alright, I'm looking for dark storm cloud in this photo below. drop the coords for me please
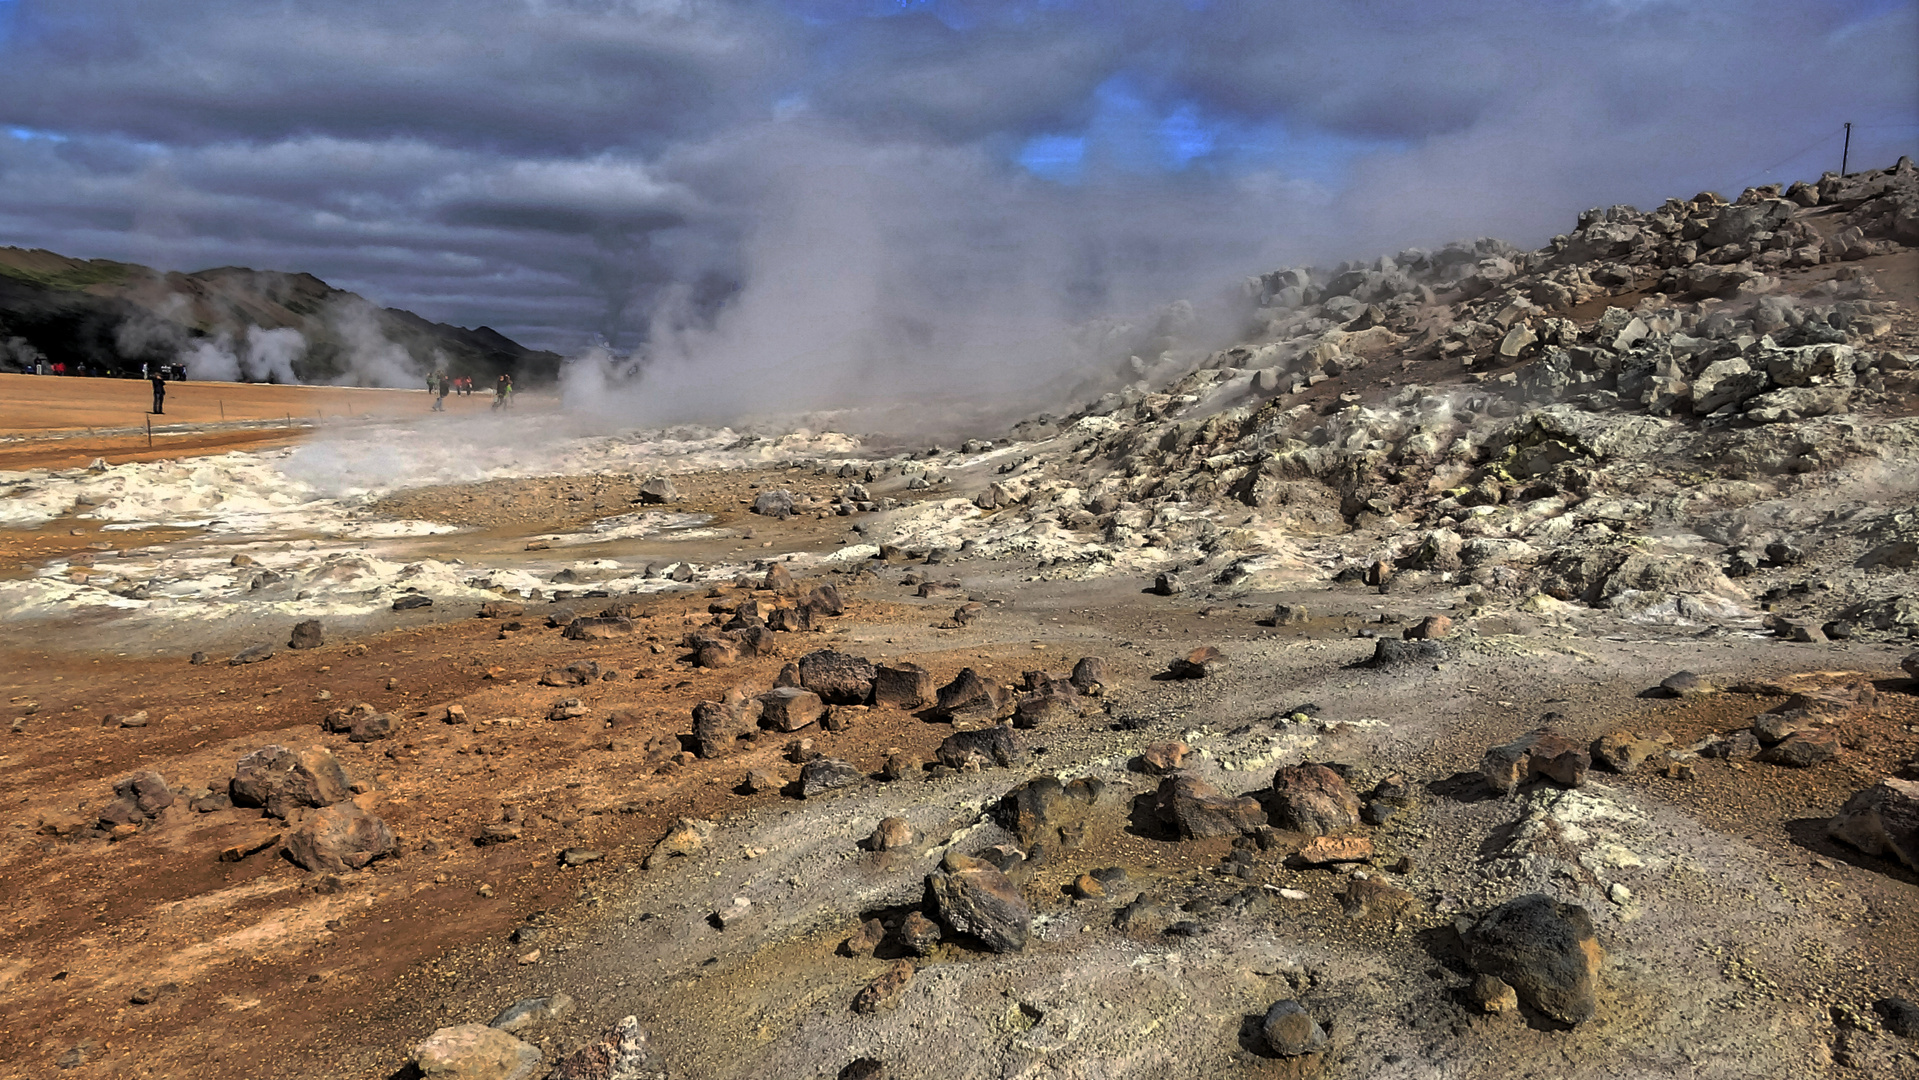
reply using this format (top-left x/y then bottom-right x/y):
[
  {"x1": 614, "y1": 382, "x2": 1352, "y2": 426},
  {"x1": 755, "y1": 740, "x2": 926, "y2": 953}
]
[{"x1": 0, "y1": 0, "x2": 1913, "y2": 406}]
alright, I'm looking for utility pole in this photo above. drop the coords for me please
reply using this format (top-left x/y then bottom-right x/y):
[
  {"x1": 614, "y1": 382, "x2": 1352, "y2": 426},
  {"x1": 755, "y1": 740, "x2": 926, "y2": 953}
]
[{"x1": 1842, "y1": 122, "x2": 1852, "y2": 177}]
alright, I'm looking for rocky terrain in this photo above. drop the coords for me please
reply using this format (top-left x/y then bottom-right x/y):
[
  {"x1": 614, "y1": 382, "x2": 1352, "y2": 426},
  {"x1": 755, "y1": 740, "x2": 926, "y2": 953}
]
[{"x1": 2, "y1": 160, "x2": 1918, "y2": 1080}]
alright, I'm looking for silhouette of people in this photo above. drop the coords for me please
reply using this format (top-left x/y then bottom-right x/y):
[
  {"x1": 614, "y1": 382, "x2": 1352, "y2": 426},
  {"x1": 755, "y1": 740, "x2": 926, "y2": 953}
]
[{"x1": 150, "y1": 370, "x2": 166, "y2": 415}]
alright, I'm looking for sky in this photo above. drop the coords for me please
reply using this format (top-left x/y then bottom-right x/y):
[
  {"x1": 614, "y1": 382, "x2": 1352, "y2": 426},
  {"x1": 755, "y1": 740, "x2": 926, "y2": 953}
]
[{"x1": 0, "y1": 0, "x2": 1914, "y2": 414}]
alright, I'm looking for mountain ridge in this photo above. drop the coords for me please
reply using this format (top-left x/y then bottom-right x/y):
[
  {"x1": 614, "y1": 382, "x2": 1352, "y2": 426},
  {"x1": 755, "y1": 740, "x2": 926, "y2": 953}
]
[{"x1": 0, "y1": 246, "x2": 561, "y2": 386}]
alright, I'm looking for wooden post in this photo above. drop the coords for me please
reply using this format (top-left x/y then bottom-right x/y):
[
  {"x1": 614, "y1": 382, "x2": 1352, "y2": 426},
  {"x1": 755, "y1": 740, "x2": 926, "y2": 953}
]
[
  {"x1": 1842, "y1": 122, "x2": 1852, "y2": 177},
  {"x1": 219, "y1": 399, "x2": 225, "y2": 421},
  {"x1": 146, "y1": 415, "x2": 152, "y2": 448}
]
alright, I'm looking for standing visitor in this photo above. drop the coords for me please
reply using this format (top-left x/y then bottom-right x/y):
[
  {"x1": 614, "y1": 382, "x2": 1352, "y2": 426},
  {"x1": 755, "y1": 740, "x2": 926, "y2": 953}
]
[{"x1": 150, "y1": 369, "x2": 167, "y2": 415}]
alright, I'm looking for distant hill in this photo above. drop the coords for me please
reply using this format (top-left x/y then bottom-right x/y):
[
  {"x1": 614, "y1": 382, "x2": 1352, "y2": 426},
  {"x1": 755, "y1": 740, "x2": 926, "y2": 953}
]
[{"x1": 0, "y1": 246, "x2": 562, "y2": 385}]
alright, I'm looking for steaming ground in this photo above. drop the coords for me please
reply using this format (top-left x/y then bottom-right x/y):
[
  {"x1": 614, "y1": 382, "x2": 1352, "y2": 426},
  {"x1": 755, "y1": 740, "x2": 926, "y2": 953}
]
[{"x1": 6, "y1": 163, "x2": 1919, "y2": 1080}]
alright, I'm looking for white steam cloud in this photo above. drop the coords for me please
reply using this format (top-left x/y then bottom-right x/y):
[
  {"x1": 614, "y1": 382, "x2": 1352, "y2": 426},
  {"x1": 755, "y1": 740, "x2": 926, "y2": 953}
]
[{"x1": 181, "y1": 325, "x2": 307, "y2": 383}]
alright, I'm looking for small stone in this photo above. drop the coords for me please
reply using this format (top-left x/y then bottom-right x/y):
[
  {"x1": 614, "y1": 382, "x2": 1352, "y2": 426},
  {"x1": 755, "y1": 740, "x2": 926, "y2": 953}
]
[
  {"x1": 559, "y1": 847, "x2": 604, "y2": 867},
  {"x1": 412, "y1": 1023, "x2": 543, "y2": 1080},
  {"x1": 711, "y1": 896, "x2": 752, "y2": 928},
  {"x1": 1607, "y1": 882, "x2": 1633, "y2": 905},
  {"x1": 490, "y1": 993, "x2": 575, "y2": 1035},
  {"x1": 1071, "y1": 873, "x2": 1106, "y2": 899},
  {"x1": 1875, "y1": 996, "x2": 1919, "y2": 1039},
  {"x1": 1261, "y1": 1000, "x2": 1328, "y2": 1057},
  {"x1": 1469, "y1": 973, "x2": 1519, "y2": 1014},
  {"x1": 289, "y1": 619, "x2": 324, "y2": 649},
  {"x1": 840, "y1": 918, "x2": 886, "y2": 957},
  {"x1": 852, "y1": 960, "x2": 915, "y2": 1014},
  {"x1": 1403, "y1": 614, "x2": 1453, "y2": 640},
  {"x1": 1660, "y1": 671, "x2": 1716, "y2": 698},
  {"x1": 897, "y1": 911, "x2": 943, "y2": 956},
  {"x1": 1294, "y1": 835, "x2": 1374, "y2": 866},
  {"x1": 1134, "y1": 741, "x2": 1189, "y2": 775},
  {"x1": 644, "y1": 818, "x2": 713, "y2": 869},
  {"x1": 868, "y1": 816, "x2": 914, "y2": 851}
]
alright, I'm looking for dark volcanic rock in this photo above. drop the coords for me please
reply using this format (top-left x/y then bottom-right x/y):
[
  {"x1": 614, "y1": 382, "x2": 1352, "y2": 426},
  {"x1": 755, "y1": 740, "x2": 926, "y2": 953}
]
[
  {"x1": 1269, "y1": 763, "x2": 1361, "y2": 836},
  {"x1": 1466, "y1": 893, "x2": 1603, "y2": 1025},
  {"x1": 1154, "y1": 772, "x2": 1264, "y2": 839},
  {"x1": 288, "y1": 619, "x2": 324, "y2": 649},
  {"x1": 799, "y1": 757, "x2": 863, "y2": 798},
  {"x1": 1261, "y1": 1000, "x2": 1328, "y2": 1057},
  {"x1": 798, "y1": 650, "x2": 876, "y2": 704},
  {"x1": 693, "y1": 688, "x2": 762, "y2": 759},
  {"x1": 928, "y1": 853, "x2": 1032, "y2": 953},
  {"x1": 1826, "y1": 777, "x2": 1918, "y2": 870},
  {"x1": 231, "y1": 745, "x2": 351, "y2": 819},
  {"x1": 998, "y1": 775, "x2": 1103, "y2": 851},
  {"x1": 320, "y1": 702, "x2": 393, "y2": 743},
  {"x1": 1759, "y1": 728, "x2": 1839, "y2": 767},
  {"x1": 872, "y1": 662, "x2": 934, "y2": 708},
  {"x1": 1364, "y1": 638, "x2": 1454, "y2": 668},
  {"x1": 758, "y1": 687, "x2": 825, "y2": 732},
  {"x1": 936, "y1": 725, "x2": 1017, "y2": 769},
  {"x1": 1481, "y1": 729, "x2": 1591, "y2": 793},
  {"x1": 934, "y1": 667, "x2": 1004, "y2": 722}
]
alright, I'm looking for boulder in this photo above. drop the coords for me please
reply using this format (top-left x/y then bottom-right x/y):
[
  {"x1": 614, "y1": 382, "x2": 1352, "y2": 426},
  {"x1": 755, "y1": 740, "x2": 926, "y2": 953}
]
[
  {"x1": 1261, "y1": 1000, "x2": 1328, "y2": 1057},
  {"x1": 231, "y1": 745, "x2": 352, "y2": 819},
  {"x1": 288, "y1": 619, "x2": 324, "y2": 649},
  {"x1": 693, "y1": 688, "x2": 762, "y2": 758},
  {"x1": 1403, "y1": 614, "x2": 1453, "y2": 640},
  {"x1": 761, "y1": 562, "x2": 794, "y2": 592},
  {"x1": 1660, "y1": 671, "x2": 1717, "y2": 698},
  {"x1": 928, "y1": 853, "x2": 1032, "y2": 953},
  {"x1": 284, "y1": 801, "x2": 396, "y2": 873},
  {"x1": 1269, "y1": 764, "x2": 1361, "y2": 836},
  {"x1": 872, "y1": 662, "x2": 934, "y2": 709},
  {"x1": 547, "y1": 1015, "x2": 668, "y2": 1080},
  {"x1": 936, "y1": 725, "x2": 1017, "y2": 770},
  {"x1": 636, "y1": 476, "x2": 678, "y2": 504},
  {"x1": 1155, "y1": 772, "x2": 1264, "y2": 839},
  {"x1": 1365, "y1": 638, "x2": 1453, "y2": 668},
  {"x1": 102, "y1": 770, "x2": 173, "y2": 826},
  {"x1": 1466, "y1": 894, "x2": 1603, "y2": 1025},
  {"x1": 1760, "y1": 728, "x2": 1840, "y2": 767},
  {"x1": 321, "y1": 702, "x2": 393, "y2": 743},
  {"x1": 1481, "y1": 730, "x2": 1590, "y2": 794},
  {"x1": 413, "y1": 1024, "x2": 543, "y2": 1080},
  {"x1": 799, "y1": 758, "x2": 863, "y2": 798},
  {"x1": 752, "y1": 490, "x2": 796, "y2": 519},
  {"x1": 803, "y1": 584, "x2": 845, "y2": 617},
  {"x1": 1826, "y1": 778, "x2": 1918, "y2": 870},
  {"x1": 757, "y1": 687, "x2": 825, "y2": 732},
  {"x1": 998, "y1": 775, "x2": 1103, "y2": 851},
  {"x1": 934, "y1": 667, "x2": 1004, "y2": 722},
  {"x1": 1152, "y1": 572, "x2": 1186, "y2": 596},
  {"x1": 1068, "y1": 656, "x2": 1106, "y2": 694},
  {"x1": 797, "y1": 650, "x2": 876, "y2": 705}
]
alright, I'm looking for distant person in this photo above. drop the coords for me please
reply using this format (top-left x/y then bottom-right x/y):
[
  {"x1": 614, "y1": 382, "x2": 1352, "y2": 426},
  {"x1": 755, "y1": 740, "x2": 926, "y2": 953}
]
[
  {"x1": 432, "y1": 369, "x2": 449, "y2": 411},
  {"x1": 150, "y1": 370, "x2": 167, "y2": 415},
  {"x1": 493, "y1": 374, "x2": 508, "y2": 410}
]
